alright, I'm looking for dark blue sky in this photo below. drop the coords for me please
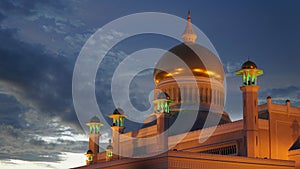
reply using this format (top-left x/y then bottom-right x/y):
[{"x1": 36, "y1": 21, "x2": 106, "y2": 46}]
[{"x1": 0, "y1": 0, "x2": 300, "y2": 168}]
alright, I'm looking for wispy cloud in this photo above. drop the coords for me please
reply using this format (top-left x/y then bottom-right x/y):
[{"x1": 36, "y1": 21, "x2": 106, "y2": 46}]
[
  {"x1": 224, "y1": 61, "x2": 242, "y2": 77},
  {"x1": 259, "y1": 86, "x2": 300, "y2": 106},
  {"x1": 0, "y1": 107, "x2": 88, "y2": 162}
]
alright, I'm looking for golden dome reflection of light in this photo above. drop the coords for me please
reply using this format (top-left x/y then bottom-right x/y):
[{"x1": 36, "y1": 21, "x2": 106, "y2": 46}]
[{"x1": 153, "y1": 43, "x2": 225, "y2": 84}]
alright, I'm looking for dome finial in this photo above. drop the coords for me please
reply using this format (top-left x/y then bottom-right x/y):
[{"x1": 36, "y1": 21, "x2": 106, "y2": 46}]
[{"x1": 181, "y1": 11, "x2": 197, "y2": 44}]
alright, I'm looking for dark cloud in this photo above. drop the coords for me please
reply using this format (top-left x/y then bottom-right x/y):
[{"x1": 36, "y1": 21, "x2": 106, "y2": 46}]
[
  {"x1": 0, "y1": 1, "x2": 126, "y2": 161},
  {"x1": 0, "y1": 1, "x2": 89, "y2": 162},
  {"x1": 0, "y1": 27, "x2": 78, "y2": 126},
  {"x1": 0, "y1": 0, "x2": 88, "y2": 57},
  {"x1": 0, "y1": 12, "x2": 5, "y2": 23}
]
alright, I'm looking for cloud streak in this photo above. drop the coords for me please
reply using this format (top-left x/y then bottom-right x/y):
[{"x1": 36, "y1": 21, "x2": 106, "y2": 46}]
[{"x1": 259, "y1": 86, "x2": 300, "y2": 106}]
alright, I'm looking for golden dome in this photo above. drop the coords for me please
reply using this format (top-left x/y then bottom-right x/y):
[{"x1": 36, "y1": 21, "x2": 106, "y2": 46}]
[{"x1": 153, "y1": 43, "x2": 225, "y2": 84}]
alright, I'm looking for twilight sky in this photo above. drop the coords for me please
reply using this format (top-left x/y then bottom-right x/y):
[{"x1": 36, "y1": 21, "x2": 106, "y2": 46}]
[{"x1": 0, "y1": 0, "x2": 300, "y2": 168}]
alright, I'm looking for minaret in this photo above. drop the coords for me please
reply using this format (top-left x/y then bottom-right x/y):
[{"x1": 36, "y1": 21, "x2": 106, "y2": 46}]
[
  {"x1": 108, "y1": 108, "x2": 127, "y2": 159},
  {"x1": 105, "y1": 139, "x2": 113, "y2": 161},
  {"x1": 236, "y1": 60, "x2": 263, "y2": 157},
  {"x1": 181, "y1": 10, "x2": 197, "y2": 44},
  {"x1": 85, "y1": 116, "x2": 103, "y2": 164},
  {"x1": 153, "y1": 92, "x2": 173, "y2": 152}
]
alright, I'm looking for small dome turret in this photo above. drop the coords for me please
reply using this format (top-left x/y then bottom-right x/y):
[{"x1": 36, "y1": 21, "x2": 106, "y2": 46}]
[
  {"x1": 86, "y1": 116, "x2": 103, "y2": 134},
  {"x1": 157, "y1": 92, "x2": 170, "y2": 100},
  {"x1": 85, "y1": 149, "x2": 94, "y2": 165},
  {"x1": 236, "y1": 59, "x2": 263, "y2": 86},
  {"x1": 106, "y1": 139, "x2": 113, "y2": 150},
  {"x1": 241, "y1": 60, "x2": 257, "y2": 69},
  {"x1": 112, "y1": 108, "x2": 124, "y2": 115},
  {"x1": 86, "y1": 150, "x2": 93, "y2": 154},
  {"x1": 89, "y1": 116, "x2": 100, "y2": 123},
  {"x1": 109, "y1": 108, "x2": 127, "y2": 129}
]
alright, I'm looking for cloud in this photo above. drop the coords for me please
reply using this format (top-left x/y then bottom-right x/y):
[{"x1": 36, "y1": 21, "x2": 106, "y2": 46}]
[
  {"x1": 0, "y1": 0, "x2": 89, "y2": 57},
  {"x1": 224, "y1": 61, "x2": 242, "y2": 77},
  {"x1": 63, "y1": 31, "x2": 94, "y2": 52},
  {"x1": 0, "y1": 0, "x2": 81, "y2": 28},
  {"x1": 0, "y1": 23, "x2": 148, "y2": 162},
  {"x1": 0, "y1": 1, "x2": 39, "y2": 17},
  {"x1": 0, "y1": 124, "x2": 52, "y2": 162},
  {"x1": 259, "y1": 86, "x2": 300, "y2": 106},
  {"x1": 0, "y1": 26, "x2": 78, "y2": 125},
  {"x1": 0, "y1": 109, "x2": 89, "y2": 162},
  {"x1": 0, "y1": 7, "x2": 90, "y2": 162}
]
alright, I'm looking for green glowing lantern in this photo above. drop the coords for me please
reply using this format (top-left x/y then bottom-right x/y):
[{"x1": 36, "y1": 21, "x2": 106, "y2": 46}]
[
  {"x1": 85, "y1": 150, "x2": 94, "y2": 165},
  {"x1": 153, "y1": 92, "x2": 174, "y2": 113},
  {"x1": 109, "y1": 108, "x2": 127, "y2": 127},
  {"x1": 86, "y1": 116, "x2": 104, "y2": 134},
  {"x1": 236, "y1": 60, "x2": 263, "y2": 86}
]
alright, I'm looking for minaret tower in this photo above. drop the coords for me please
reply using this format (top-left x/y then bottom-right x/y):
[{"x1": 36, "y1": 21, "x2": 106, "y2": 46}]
[
  {"x1": 153, "y1": 92, "x2": 173, "y2": 152},
  {"x1": 109, "y1": 108, "x2": 127, "y2": 158},
  {"x1": 105, "y1": 139, "x2": 113, "y2": 161},
  {"x1": 181, "y1": 10, "x2": 197, "y2": 44},
  {"x1": 85, "y1": 116, "x2": 103, "y2": 164},
  {"x1": 236, "y1": 60, "x2": 263, "y2": 157}
]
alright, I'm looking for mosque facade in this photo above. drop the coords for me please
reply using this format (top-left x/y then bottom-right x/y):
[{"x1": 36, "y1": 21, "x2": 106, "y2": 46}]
[{"x1": 73, "y1": 12, "x2": 300, "y2": 169}]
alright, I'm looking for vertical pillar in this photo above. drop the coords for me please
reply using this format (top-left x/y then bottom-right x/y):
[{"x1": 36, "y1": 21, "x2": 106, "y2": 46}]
[
  {"x1": 156, "y1": 112, "x2": 170, "y2": 152},
  {"x1": 86, "y1": 116, "x2": 103, "y2": 163},
  {"x1": 240, "y1": 85, "x2": 260, "y2": 157},
  {"x1": 109, "y1": 108, "x2": 127, "y2": 159},
  {"x1": 153, "y1": 92, "x2": 173, "y2": 153},
  {"x1": 236, "y1": 60, "x2": 263, "y2": 158}
]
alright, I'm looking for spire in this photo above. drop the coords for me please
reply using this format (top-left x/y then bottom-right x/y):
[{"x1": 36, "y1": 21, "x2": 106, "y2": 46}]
[{"x1": 182, "y1": 10, "x2": 197, "y2": 44}]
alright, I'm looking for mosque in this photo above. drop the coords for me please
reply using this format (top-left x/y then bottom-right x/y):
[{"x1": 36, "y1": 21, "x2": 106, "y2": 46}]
[{"x1": 73, "y1": 12, "x2": 300, "y2": 169}]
